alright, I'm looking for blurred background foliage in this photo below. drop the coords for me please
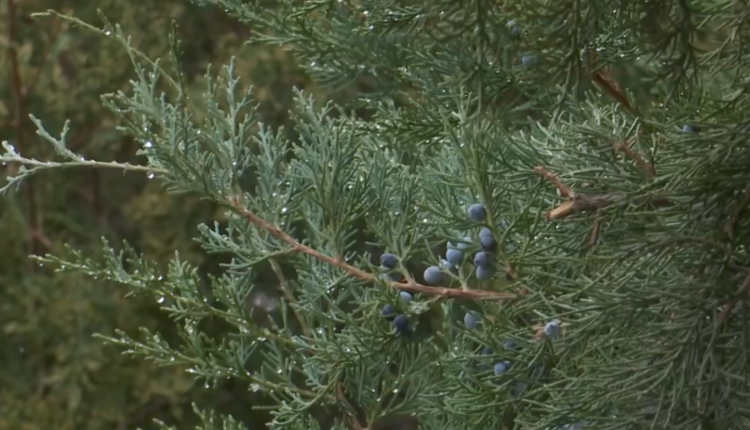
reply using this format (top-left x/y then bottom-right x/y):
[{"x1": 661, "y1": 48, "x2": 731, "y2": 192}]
[{"x1": 0, "y1": 1, "x2": 319, "y2": 428}]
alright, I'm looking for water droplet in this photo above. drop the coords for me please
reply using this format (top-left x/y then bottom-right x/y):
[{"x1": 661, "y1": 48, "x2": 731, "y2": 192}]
[{"x1": 147, "y1": 172, "x2": 155, "y2": 179}]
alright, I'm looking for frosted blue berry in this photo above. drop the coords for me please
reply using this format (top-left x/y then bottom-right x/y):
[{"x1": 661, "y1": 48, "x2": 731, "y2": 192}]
[
  {"x1": 380, "y1": 253, "x2": 398, "y2": 269},
  {"x1": 682, "y1": 124, "x2": 698, "y2": 133},
  {"x1": 464, "y1": 312, "x2": 479, "y2": 329},
  {"x1": 423, "y1": 265, "x2": 443, "y2": 285},
  {"x1": 399, "y1": 291, "x2": 413, "y2": 304},
  {"x1": 482, "y1": 346, "x2": 494, "y2": 355},
  {"x1": 473, "y1": 251, "x2": 492, "y2": 267},
  {"x1": 500, "y1": 220, "x2": 509, "y2": 230},
  {"x1": 448, "y1": 238, "x2": 471, "y2": 253},
  {"x1": 508, "y1": 22, "x2": 521, "y2": 38},
  {"x1": 440, "y1": 258, "x2": 458, "y2": 274},
  {"x1": 381, "y1": 304, "x2": 396, "y2": 318},
  {"x1": 393, "y1": 314, "x2": 409, "y2": 333},
  {"x1": 446, "y1": 248, "x2": 464, "y2": 266},
  {"x1": 544, "y1": 320, "x2": 562, "y2": 338},
  {"x1": 494, "y1": 360, "x2": 512, "y2": 375},
  {"x1": 467, "y1": 203, "x2": 487, "y2": 221},
  {"x1": 521, "y1": 55, "x2": 538, "y2": 67},
  {"x1": 503, "y1": 339, "x2": 519, "y2": 350},
  {"x1": 476, "y1": 265, "x2": 494, "y2": 280},
  {"x1": 479, "y1": 228, "x2": 496, "y2": 251}
]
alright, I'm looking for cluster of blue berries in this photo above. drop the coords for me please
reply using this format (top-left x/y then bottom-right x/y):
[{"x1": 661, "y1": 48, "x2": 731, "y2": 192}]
[
  {"x1": 463, "y1": 310, "x2": 564, "y2": 400},
  {"x1": 378, "y1": 252, "x2": 403, "y2": 282},
  {"x1": 381, "y1": 292, "x2": 412, "y2": 334},
  {"x1": 435, "y1": 203, "x2": 498, "y2": 282}
]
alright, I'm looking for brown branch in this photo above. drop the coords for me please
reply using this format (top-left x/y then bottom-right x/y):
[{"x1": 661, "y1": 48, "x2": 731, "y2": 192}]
[
  {"x1": 228, "y1": 198, "x2": 516, "y2": 301},
  {"x1": 269, "y1": 257, "x2": 311, "y2": 337},
  {"x1": 587, "y1": 49, "x2": 636, "y2": 115},
  {"x1": 336, "y1": 383, "x2": 365, "y2": 430},
  {"x1": 533, "y1": 166, "x2": 625, "y2": 220},
  {"x1": 7, "y1": 0, "x2": 48, "y2": 258},
  {"x1": 718, "y1": 271, "x2": 750, "y2": 328},
  {"x1": 615, "y1": 141, "x2": 655, "y2": 177},
  {"x1": 588, "y1": 213, "x2": 602, "y2": 250},
  {"x1": 532, "y1": 166, "x2": 573, "y2": 198}
]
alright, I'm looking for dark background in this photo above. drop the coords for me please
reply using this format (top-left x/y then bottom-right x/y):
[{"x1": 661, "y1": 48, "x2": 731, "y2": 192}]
[{"x1": 0, "y1": 1, "x2": 316, "y2": 428}]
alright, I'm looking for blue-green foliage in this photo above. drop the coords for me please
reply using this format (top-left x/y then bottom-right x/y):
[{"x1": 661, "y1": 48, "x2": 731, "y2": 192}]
[{"x1": 3, "y1": 1, "x2": 750, "y2": 430}]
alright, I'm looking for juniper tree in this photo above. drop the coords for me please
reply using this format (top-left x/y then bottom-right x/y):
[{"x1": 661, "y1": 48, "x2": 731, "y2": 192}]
[{"x1": 4, "y1": 1, "x2": 750, "y2": 429}]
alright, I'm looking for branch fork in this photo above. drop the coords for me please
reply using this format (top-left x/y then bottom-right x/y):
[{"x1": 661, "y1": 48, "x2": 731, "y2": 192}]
[{"x1": 533, "y1": 166, "x2": 625, "y2": 221}]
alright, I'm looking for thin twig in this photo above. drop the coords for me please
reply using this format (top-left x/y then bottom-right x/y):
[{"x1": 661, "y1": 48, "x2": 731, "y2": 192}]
[
  {"x1": 588, "y1": 213, "x2": 602, "y2": 250},
  {"x1": 718, "y1": 270, "x2": 750, "y2": 327},
  {"x1": 587, "y1": 49, "x2": 636, "y2": 115},
  {"x1": 533, "y1": 166, "x2": 573, "y2": 198},
  {"x1": 336, "y1": 383, "x2": 365, "y2": 430},
  {"x1": 726, "y1": 186, "x2": 750, "y2": 240},
  {"x1": 533, "y1": 166, "x2": 625, "y2": 220},
  {"x1": 269, "y1": 257, "x2": 311, "y2": 337},
  {"x1": 615, "y1": 141, "x2": 655, "y2": 177},
  {"x1": 6, "y1": 0, "x2": 50, "y2": 257},
  {"x1": 228, "y1": 198, "x2": 516, "y2": 301}
]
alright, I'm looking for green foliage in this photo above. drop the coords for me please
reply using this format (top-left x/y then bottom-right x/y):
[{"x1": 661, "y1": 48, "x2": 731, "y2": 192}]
[
  {"x1": 0, "y1": 0, "x2": 309, "y2": 429},
  {"x1": 4, "y1": 0, "x2": 750, "y2": 430}
]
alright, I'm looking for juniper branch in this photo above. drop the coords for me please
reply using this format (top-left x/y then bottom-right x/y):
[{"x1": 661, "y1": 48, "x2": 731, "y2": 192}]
[{"x1": 228, "y1": 197, "x2": 516, "y2": 301}]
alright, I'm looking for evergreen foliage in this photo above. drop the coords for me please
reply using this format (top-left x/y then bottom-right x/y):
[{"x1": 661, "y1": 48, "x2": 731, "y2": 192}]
[
  {"x1": 3, "y1": 1, "x2": 750, "y2": 429},
  {"x1": 0, "y1": 1, "x2": 308, "y2": 428}
]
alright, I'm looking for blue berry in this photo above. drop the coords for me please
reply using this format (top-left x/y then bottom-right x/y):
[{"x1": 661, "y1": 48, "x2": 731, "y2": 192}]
[
  {"x1": 423, "y1": 265, "x2": 443, "y2": 285},
  {"x1": 521, "y1": 55, "x2": 538, "y2": 67},
  {"x1": 464, "y1": 312, "x2": 479, "y2": 329},
  {"x1": 380, "y1": 253, "x2": 398, "y2": 269},
  {"x1": 494, "y1": 361, "x2": 512, "y2": 375},
  {"x1": 467, "y1": 203, "x2": 487, "y2": 222},
  {"x1": 503, "y1": 339, "x2": 519, "y2": 350},
  {"x1": 399, "y1": 291, "x2": 413, "y2": 304},
  {"x1": 508, "y1": 22, "x2": 521, "y2": 38},
  {"x1": 500, "y1": 220, "x2": 509, "y2": 230},
  {"x1": 479, "y1": 228, "x2": 496, "y2": 251},
  {"x1": 544, "y1": 320, "x2": 561, "y2": 338},
  {"x1": 682, "y1": 124, "x2": 699, "y2": 133},
  {"x1": 476, "y1": 265, "x2": 494, "y2": 280},
  {"x1": 473, "y1": 251, "x2": 492, "y2": 267},
  {"x1": 446, "y1": 248, "x2": 464, "y2": 266},
  {"x1": 482, "y1": 346, "x2": 494, "y2": 355},
  {"x1": 381, "y1": 304, "x2": 396, "y2": 318},
  {"x1": 393, "y1": 314, "x2": 409, "y2": 333},
  {"x1": 440, "y1": 258, "x2": 458, "y2": 274}
]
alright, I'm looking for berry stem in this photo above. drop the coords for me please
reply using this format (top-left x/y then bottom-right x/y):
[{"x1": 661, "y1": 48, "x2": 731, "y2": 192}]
[{"x1": 229, "y1": 198, "x2": 516, "y2": 301}]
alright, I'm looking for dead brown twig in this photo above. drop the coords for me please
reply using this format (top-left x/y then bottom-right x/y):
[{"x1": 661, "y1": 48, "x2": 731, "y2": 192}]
[
  {"x1": 587, "y1": 49, "x2": 636, "y2": 115},
  {"x1": 228, "y1": 198, "x2": 517, "y2": 301},
  {"x1": 533, "y1": 166, "x2": 625, "y2": 221},
  {"x1": 615, "y1": 139, "x2": 655, "y2": 177}
]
